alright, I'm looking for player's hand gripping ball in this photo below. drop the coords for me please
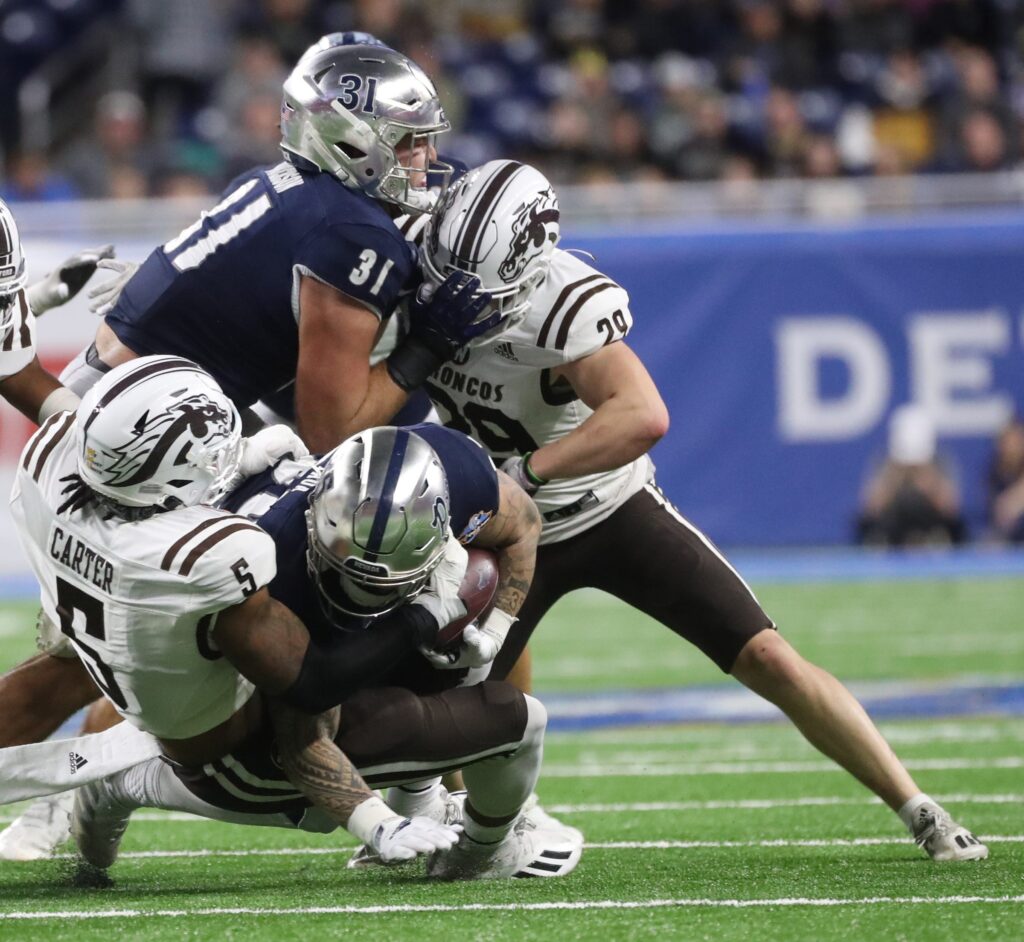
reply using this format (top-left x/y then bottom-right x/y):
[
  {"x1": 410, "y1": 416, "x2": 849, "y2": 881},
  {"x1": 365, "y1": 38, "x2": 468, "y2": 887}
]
[{"x1": 434, "y1": 546, "x2": 499, "y2": 649}]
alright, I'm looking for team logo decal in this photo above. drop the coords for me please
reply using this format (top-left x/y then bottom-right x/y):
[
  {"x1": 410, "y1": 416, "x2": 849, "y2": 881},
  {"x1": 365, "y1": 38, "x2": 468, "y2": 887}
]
[
  {"x1": 498, "y1": 189, "x2": 559, "y2": 283},
  {"x1": 431, "y1": 496, "x2": 449, "y2": 532},
  {"x1": 458, "y1": 509, "x2": 493, "y2": 544},
  {"x1": 89, "y1": 394, "x2": 233, "y2": 488}
]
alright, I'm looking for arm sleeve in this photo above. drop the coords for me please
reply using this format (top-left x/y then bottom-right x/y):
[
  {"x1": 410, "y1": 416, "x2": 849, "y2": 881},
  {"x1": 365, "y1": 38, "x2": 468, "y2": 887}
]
[
  {"x1": 281, "y1": 604, "x2": 437, "y2": 714},
  {"x1": 294, "y1": 222, "x2": 414, "y2": 319}
]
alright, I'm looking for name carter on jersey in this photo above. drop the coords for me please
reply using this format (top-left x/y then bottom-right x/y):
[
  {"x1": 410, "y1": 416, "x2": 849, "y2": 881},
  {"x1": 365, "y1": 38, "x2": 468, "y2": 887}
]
[{"x1": 49, "y1": 525, "x2": 114, "y2": 592}]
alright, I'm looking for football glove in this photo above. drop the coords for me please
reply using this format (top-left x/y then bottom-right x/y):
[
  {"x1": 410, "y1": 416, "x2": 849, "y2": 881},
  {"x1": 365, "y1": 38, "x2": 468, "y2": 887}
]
[
  {"x1": 386, "y1": 272, "x2": 498, "y2": 391},
  {"x1": 25, "y1": 245, "x2": 115, "y2": 315},
  {"x1": 370, "y1": 815, "x2": 462, "y2": 863},
  {"x1": 87, "y1": 258, "x2": 141, "y2": 315},
  {"x1": 222, "y1": 425, "x2": 309, "y2": 495},
  {"x1": 421, "y1": 609, "x2": 517, "y2": 670},
  {"x1": 409, "y1": 531, "x2": 468, "y2": 631},
  {"x1": 500, "y1": 454, "x2": 548, "y2": 496}
]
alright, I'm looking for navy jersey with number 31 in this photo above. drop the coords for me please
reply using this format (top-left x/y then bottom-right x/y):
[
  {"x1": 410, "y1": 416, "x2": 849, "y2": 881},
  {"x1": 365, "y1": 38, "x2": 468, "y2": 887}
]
[{"x1": 106, "y1": 162, "x2": 414, "y2": 408}]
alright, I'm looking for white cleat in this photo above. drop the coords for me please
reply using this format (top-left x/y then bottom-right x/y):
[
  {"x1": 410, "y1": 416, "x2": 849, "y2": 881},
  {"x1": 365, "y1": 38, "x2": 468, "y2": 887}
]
[
  {"x1": 0, "y1": 792, "x2": 74, "y2": 861},
  {"x1": 912, "y1": 804, "x2": 988, "y2": 862},
  {"x1": 70, "y1": 778, "x2": 134, "y2": 870},
  {"x1": 427, "y1": 818, "x2": 582, "y2": 880},
  {"x1": 521, "y1": 792, "x2": 584, "y2": 845}
]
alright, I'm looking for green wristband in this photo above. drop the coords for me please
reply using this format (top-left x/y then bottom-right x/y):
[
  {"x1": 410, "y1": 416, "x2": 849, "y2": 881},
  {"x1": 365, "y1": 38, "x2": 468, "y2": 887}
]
[{"x1": 523, "y1": 452, "x2": 549, "y2": 487}]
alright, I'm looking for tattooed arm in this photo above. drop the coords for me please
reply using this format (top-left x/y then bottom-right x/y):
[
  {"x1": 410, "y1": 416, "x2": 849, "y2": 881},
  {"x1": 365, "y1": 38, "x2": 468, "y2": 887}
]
[
  {"x1": 267, "y1": 698, "x2": 462, "y2": 859},
  {"x1": 267, "y1": 700, "x2": 375, "y2": 824},
  {"x1": 474, "y1": 470, "x2": 542, "y2": 618}
]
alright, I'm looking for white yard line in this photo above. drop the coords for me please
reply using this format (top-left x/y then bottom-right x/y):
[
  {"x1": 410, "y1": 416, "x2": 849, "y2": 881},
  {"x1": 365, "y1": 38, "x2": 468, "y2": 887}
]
[
  {"x1": 29, "y1": 835, "x2": 1021, "y2": 861},
  {"x1": 3, "y1": 896, "x2": 1023, "y2": 920},
  {"x1": 4, "y1": 793, "x2": 1020, "y2": 825},
  {"x1": 544, "y1": 794, "x2": 1024, "y2": 813},
  {"x1": 541, "y1": 756, "x2": 1024, "y2": 777}
]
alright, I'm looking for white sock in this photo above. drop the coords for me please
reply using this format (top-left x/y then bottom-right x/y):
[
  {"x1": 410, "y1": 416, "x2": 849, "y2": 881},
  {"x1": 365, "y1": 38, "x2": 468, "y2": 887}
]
[
  {"x1": 462, "y1": 695, "x2": 547, "y2": 845},
  {"x1": 897, "y1": 793, "x2": 936, "y2": 832},
  {"x1": 387, "y1": 777, "x2": 442, "y2": 818}
]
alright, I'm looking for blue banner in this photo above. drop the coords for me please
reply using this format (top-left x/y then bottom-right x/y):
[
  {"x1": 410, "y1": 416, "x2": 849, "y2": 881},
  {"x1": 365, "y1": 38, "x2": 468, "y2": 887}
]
[{"x1": 566, "y1": 210, "x2": 1024, "y2": 546}]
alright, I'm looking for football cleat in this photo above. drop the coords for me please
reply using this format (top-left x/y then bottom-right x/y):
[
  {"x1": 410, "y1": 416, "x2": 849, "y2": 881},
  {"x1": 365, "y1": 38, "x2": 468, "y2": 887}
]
[
  {"x1": 0, "y1": 792, "x2": 74, "y2": 861},
  {"x1": 347, "y1": 786, "x2": 464, "y2": 869},
  {"x1": 426, "y1": 818, "x2": 582, "y2": 880},
  {"x1": 912, "y1": 804, "x2": 988, "y2": 862},
  {"x1": 70, "y1": 778, "x2": 134, "y2": 869},
  {"x1": 521, "y1": 792, "x2": 584, "y2": 845}
]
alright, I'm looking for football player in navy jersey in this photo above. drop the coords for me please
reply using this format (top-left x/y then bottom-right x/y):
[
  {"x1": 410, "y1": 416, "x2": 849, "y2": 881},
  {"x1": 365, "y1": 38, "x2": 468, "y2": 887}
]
[{"x1": 59, "y1": 43, "x2": 496, "y2": 454}]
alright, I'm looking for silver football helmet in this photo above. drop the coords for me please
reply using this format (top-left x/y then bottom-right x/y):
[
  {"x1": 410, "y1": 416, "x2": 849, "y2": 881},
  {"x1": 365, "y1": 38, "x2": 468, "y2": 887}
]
[
  {"x1": 0, "y1": 198, "x2": 27, "y2": 331},
  {"x1": 306, "y1": 426, "x2": 449, "y2": 623},
  {"x1": 76, "y1": 356, "x2": 243, "y2": 512},
  {"x1": 281, "y1": 44, "x2": 451, "y2": 213},
  {"x1": 422, "y1": 160, "x2": 560, "y2": 343}
]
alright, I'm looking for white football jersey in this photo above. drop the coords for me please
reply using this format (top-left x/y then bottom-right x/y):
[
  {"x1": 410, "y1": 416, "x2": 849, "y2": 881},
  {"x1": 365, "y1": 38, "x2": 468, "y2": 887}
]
[
  {"x1": 0, "y1": 290, "x2": 37, "y2": 381},
  {"x1": 10, "y1": 412, "x2": 277, "y2": 740},
  {"x1": 424, "y1": 249, "x2": 653, "y2": 543}
]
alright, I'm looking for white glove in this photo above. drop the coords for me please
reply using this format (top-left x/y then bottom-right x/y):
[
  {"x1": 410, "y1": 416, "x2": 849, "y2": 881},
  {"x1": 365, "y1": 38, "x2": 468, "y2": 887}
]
[
  {"x1": 500, "y1": 454, "x2": 545, "y2": 496},
  {"x1": 87, "y1": 258, "x2": 141, "y2": 315},
  {"x1": 370, "y1": 815, "x2": 461, "y2": 863},
  {"x1": 420, "y1": 609, "x2": 516, "y2": 670},
  {"x1": 410, "y1": 531, "x2": 468, "y2": 629},
  {"x1": 25, "y1": 244, "x2": 115, "y2": 314},
  {"x1": 239, "y1": 424, "x2": 309, "y2": 476}
]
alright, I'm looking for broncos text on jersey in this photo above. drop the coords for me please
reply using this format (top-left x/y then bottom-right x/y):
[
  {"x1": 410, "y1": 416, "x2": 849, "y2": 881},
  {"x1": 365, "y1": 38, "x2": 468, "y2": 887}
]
[
  {"x1": 105, "y1": 162, "x2": 416, "y2": 410},
  {"x1": 10, "y1": 411, "x2": 277, "y2": 740},
  {"x1": 423, "y1": 248, "x2": 654, "y2": 544}
]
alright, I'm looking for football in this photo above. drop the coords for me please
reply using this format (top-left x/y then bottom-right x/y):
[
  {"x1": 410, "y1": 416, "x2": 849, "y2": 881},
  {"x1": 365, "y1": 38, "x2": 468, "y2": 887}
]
[{"x1": 435, "y1": 546, "x2": 499, "y2": 649}]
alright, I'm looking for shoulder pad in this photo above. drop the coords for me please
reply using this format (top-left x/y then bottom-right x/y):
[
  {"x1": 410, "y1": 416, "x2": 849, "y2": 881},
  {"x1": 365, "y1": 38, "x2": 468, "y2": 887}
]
[{"x1": 530, "y1": 250, "x2": 632, "y2": 359}]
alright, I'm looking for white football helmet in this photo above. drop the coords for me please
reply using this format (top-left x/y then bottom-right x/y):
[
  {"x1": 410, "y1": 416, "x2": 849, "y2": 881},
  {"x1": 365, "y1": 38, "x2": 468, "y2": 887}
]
[
  {"x1": 75, "y1": 356, "x2": 243, "y2": 512},
  {"x1": 281, "y1": 44, "x2": 451, "y2": 213},
  {"x1": 306, "y1": 427, "x2": 449, "y2": 623},
  {"x1": 422, "y1": 160, "x2": 560, "y2": 343},
  {"x1": 0, "y1": 198, "x2": 27, "y2": 331}
]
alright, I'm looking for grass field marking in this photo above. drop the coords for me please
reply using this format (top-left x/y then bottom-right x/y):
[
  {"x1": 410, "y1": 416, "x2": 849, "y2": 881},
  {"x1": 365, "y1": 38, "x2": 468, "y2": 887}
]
[
  {"x1": 542, "y1": 756, "x2": 1024, "y2": 777},
  {"x1": 5, "y1": 792, "x2": 1018, "y2": 826},
  {"x1": 556, "y1": 722, "x2": 1024, "y2": 747},
  {"x1": 3, "y1": 896, "x2": 1024, "y2": 920},
  {"x1": 29, "y1": 834, "x2": 1023, "y2": 862},
  {"x1": 544, "y1": 793, "x2": 1024, "y2": 813}
]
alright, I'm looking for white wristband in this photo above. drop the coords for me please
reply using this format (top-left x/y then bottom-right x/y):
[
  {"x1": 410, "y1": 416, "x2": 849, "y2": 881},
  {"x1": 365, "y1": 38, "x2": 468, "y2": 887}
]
[
  {"x1": 346, "y1": 795, "x2": 399, "y2": 845},
  {"x1": 37, "y1": 386, "x2": 81, "y2": 423},
  {"x1": 481, "y1": 607, "x2": 516, "y2": 644}
]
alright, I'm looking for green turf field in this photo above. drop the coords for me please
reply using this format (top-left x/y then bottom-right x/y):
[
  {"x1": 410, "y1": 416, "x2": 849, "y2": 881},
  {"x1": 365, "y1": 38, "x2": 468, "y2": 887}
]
[{"x1": 0, "y1": 575, "x2": 1022, "y2": 941}]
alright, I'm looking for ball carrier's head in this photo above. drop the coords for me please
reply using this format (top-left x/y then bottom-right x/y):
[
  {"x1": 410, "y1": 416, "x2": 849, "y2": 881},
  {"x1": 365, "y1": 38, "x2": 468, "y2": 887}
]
[{"x1": 306, "y1": 427, "x2": 450, "y2": 623}]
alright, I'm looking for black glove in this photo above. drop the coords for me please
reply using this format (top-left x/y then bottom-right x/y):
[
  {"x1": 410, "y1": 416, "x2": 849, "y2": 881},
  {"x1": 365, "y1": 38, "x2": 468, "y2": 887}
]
[{"x1": 386, "y1": 271, "x2": 497, "y2": 391}]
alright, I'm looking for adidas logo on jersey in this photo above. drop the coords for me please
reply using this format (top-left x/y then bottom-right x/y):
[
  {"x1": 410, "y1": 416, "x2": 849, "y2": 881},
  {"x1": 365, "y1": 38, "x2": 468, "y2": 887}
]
[
  {"x1": 494, "y1": 341, "x2": 518, "y2": 362},
  {"x1": 69, "y1": 752, "x2": 88, "y2": 774}
]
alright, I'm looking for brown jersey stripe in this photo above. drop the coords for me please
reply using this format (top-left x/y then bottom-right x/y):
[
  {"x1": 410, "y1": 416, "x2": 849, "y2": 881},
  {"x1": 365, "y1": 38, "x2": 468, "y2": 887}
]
[
  {"x1": 178, "y1": 521, "x2": 265, "y2": 577},
  {"x1": 22, "y1": 410, "x2": 68, "y2": 472},
  {"x1": 17, "y1": 291, "x2": 30, "y2": 348},
  {"x1": 554, "y1": 281, "x2": 619, "y2": 351},
  {"x1": 536, "y1": 274, "x2": 605, "y2": 348},
  {"x1": 160, "y1": 517, "x2": 237, "y2": 571},
  {"x1": 31, "y1": 410, "x2": 75, "y2": 481}
]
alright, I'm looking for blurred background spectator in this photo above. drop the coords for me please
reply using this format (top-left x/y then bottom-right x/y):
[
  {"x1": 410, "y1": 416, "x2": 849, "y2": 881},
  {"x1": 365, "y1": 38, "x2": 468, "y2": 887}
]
[
  {"x1": 988, "y1": 417, "x2": 1024, "y2": 544},
  {"x1": 1, "y1": 0, "x2": 1022, "y2": 200},
  {"x1": 855, "y1": 404, "x2": 967, "y2": 548}
]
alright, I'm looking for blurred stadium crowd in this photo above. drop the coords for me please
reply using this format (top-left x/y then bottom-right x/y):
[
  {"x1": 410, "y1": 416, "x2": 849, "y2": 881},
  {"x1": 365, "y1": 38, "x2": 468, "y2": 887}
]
[{"x1": 0, "y1": 0, "x2": 1022, "y2": 201}]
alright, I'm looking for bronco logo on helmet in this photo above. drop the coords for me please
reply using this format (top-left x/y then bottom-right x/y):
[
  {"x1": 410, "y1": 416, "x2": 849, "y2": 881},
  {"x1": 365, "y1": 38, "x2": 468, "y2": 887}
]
[{"x1": 498, "y1": 191, "x2": 559, "y2": 283}]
